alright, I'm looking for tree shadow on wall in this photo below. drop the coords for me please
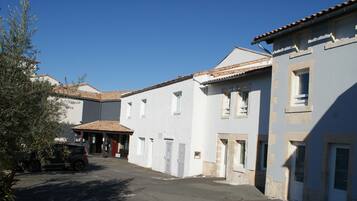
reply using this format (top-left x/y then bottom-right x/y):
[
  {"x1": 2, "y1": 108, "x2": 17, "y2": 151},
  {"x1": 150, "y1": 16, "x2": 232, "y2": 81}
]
[{"x1": 15, "y1": 178, "x2": 133, "y2": 201}]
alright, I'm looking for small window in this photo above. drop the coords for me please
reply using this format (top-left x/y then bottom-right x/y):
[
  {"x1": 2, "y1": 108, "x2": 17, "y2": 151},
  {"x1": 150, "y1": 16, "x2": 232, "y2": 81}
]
[
  {"x1": 140, "y1": 99, "x2": 147, "y2": 118},
  {"x1": 334, "y1": 147, "x2": 349, "y2": 190},
  {"x1": 291, "y1": 69, "x2": 309, "y2": 106},
  {"x1": 222, "y1": 91, "x2": 231, "y2": 117},
  {"x1": 295, "y1": 34, "x2": 309, "y2": 51},
  {"x1": 137, "y1": 137, "x2": 145, "y2": 155},
  {"x1": 334, "y1": 15, "x2": 356, "y2": 41},
  {"x1": 234, "y1": 140, "x2": 247, "y2": 169},
  {"x1": 237, "y1": 91, "x2": 249, "y2": 116},
  {"x1": 126, "y1": 102, "x2": 132, "y2": 119},
  {"x1": 172, "y1": 91, "x2": 182, "y2": 115},
  {"x1": 294, "y1": 145, "x2": 305, "y2": 182},
  {"x1": 260, "y1": 142, "x2": 268, "y2": 170}
]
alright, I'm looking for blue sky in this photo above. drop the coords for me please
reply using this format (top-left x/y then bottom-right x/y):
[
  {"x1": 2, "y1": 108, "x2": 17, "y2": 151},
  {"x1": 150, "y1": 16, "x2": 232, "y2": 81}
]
[{"x1": 0, "y1": 0, "x2": 342, "y2": 91}]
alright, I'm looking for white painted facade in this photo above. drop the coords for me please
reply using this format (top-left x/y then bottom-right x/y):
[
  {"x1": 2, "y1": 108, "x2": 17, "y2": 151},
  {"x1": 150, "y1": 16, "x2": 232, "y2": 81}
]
[
  {"x1": 77, "y1": 84, "x2": 100, "y2": 93},
  {"x1": 59, "y1": 97, "x2": 84, "y2": 125},
  {"x1": 215, "y1": 47, "x2": 269, "y2": 68},
  {"x1": 120, "y1": 77, "x2": 208, "y2": 177},
  {"x1": 120, "y1": 47, "x2": 272, "y2": 179},
  {"x1": 31, "y1": 74, "x2": 60, "y2": 86}
]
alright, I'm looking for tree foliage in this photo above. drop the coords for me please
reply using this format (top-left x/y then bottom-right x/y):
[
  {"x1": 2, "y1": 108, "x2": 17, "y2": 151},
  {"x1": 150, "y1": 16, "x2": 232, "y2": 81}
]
[{"x1": 0, "y1": 1, "x2": 65, "y2": 200}]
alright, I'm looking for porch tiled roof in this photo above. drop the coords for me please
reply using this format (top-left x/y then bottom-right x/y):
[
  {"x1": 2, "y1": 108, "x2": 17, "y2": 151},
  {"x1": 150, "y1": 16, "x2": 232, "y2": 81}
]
[{"x1": 72, "y1": 121, "x2": 133, "y2": 134}]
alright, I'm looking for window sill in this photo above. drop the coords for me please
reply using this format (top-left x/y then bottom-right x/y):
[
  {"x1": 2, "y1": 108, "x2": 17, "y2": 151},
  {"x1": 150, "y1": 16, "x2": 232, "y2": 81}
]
[
  {"x1": 235, "y1": 114, "x2": 248, "y2": 119},
  {"x1": 221, "y1": 115, "x2": 230, "y2": 119},
  {"x1": 233, "y1": 166, "x2": 246, "y2": 173},
  {"x1": 289, "y1": 48, "x2": 312, "y2": 59},
  {"x1": 285, "y1": 105, "x2": 313, "y2": 113},
  {"x1": 324, "y1": 37, "x2": 357, "y2": 50}
]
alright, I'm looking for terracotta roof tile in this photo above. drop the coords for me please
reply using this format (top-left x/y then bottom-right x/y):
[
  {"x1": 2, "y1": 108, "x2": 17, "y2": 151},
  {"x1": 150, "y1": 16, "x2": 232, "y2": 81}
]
[
  {"x1": 53, "y1": 86, "x2": 129, "y2": 102},
  {"x1": 72, "y1": 121, "x2": 133, "y2": 133},
  {"x1": 252, "y1": 0, "x2": 357, "y2": 44}
]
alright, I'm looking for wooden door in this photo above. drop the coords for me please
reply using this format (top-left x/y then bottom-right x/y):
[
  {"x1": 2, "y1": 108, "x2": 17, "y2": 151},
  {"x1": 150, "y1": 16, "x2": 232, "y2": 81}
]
[{"x1": 111, "y1": 138, "x2": 118, "y2": 157}]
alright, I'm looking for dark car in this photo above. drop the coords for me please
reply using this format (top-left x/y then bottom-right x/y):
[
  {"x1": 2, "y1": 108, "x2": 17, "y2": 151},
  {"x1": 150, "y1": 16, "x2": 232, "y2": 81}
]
[{"x1": 21, "y1": 143, "x2": 88, "y2": 172}]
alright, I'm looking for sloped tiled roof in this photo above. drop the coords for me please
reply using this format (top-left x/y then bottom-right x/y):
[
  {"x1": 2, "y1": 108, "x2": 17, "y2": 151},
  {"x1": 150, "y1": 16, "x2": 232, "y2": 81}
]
[
  {"x1": 54, "y1": 86, "x2": 128, "y2": 102},
  {"x1": 199, "y1": 56, "x2": 272, "y2": 85},
  {"x1": 121, "y1": 74, "x2": 193, "y2": 98},
  {"x1": 72, "y1": 121, "x2": 133, "y2": 133},
  {"x1": 201, "y1": 64, "x2": 271, "y2": 85},
  {"x1": 252, "y1": 0, "x2": 357, "y2": 44}
]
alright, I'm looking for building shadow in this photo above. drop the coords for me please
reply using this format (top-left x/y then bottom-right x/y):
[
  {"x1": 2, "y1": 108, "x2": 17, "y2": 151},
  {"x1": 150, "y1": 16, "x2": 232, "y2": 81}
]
[
  {"x1": 15, "y1": 178, "x2": 133, "y2": 201},
  {"x1": 282, "y1": 83, "x2": 357, "y2": 200}
]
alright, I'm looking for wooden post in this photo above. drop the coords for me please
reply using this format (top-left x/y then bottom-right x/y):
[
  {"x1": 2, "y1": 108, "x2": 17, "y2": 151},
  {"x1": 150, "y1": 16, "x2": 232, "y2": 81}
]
[
  {"x1": 103, "y1": 132, "x2": 107, "y2": 157},
  {"x1": 80, "y1": 131, "x2": 84, "y2": 145}
]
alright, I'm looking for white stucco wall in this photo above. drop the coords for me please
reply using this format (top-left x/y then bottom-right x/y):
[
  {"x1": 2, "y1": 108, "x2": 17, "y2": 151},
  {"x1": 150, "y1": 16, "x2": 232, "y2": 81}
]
[
  {"x1": 215, "y1": 48, "x2": 268, "y2": 68},
  {"x1": 78, "y1": 84, "x2": 100, "y2": 93},
  {"x1": 31, "y1": 75, "x2": 60, "y2": 86},
  {"x1": 59, "y1": 97, "x2": 83, "y2": 125},
  {"x1": 203, "y1": 73, "x2": 271, "y2": 170},
  {"x1": 120, "y1": 78, "x2": 203, "y2": 177}
]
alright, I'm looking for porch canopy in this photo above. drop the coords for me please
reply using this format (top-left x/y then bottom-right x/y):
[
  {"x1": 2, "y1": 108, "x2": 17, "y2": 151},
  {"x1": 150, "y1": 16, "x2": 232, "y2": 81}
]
[
  {"x1": 72, "y1": 120, "x2": 133, "y2": 135},
  {"x1": 72, "y1": 120, "x2": 133, "y2": 158}
]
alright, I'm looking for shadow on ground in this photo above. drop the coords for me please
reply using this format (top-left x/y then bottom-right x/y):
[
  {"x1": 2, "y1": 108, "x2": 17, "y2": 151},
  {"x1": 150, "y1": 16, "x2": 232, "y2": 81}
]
[
  {"x1": 15, "y1": 178, "x2": 133, "y2": 201},
  {"x1": 17, "y1": 161, "x2": 106, "y2": 176}
]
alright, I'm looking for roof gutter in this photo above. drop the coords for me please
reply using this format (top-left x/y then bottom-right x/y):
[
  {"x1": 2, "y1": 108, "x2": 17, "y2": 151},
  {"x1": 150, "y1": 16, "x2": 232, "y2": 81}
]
[{"x1": 252, "y1": 3, "x2": 357, "y2": 44}]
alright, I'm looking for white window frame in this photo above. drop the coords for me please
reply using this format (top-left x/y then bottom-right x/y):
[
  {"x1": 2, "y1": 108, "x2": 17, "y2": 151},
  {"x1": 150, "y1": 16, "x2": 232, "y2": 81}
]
[
  {"x1": 126, "y1": 102, "x2": 132, "y2": 119},
  {"x1": 236, "y1": 91, "x2": 249, "y2": 117},
  {"x1": 172, "y1": 91, "x2": 182, "y2": 115},
  {"x1": 137, "y1": 137, "x2": 145, "y2": 155},
  {"x1": 234, "y1": 140, "x2": 247, "y2": 171},
  {"x1": 221, "y1": 91, "x2": 231, "y2": 118},
  {"x1": 291, "y1": 68, "x2": 309, "y2": 107},
  {"x1": 140, "y1": 99, "x2": 147, "y2": 118}
]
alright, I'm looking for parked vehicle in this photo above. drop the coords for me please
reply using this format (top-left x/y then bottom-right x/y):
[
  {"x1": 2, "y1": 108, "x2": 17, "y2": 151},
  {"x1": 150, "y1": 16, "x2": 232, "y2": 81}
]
[{"x1": 19, "y1": 143, "x2": 88, "y2": 172}]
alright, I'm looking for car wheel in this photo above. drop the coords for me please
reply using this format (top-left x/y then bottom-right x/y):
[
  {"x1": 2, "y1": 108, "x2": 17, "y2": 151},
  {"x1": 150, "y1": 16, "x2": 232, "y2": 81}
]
[
  {"x1": 73, "y1": 160, "x2": 85, "y2": 171},
  {"x1": 28, "y1": 160, "x2": 41, "y2": 172}
]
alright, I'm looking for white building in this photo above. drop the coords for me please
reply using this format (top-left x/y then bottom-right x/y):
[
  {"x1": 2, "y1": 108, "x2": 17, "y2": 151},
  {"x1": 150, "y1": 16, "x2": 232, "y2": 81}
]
[
  {"x1": 120, "y1": 47, "x2": 273, "y2": 182},
  {"x1": 120, "y1": 75, "x2": 207, "y2": 177},
  {"x1": 199, "y1": 48, "x2": 272, "y2": 190}
]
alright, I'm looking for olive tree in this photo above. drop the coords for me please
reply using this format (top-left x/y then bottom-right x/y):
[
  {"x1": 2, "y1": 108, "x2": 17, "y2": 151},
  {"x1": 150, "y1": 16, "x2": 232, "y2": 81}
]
[{"x1": 0, "y1": 1, "x2": 67, "y2": 200}]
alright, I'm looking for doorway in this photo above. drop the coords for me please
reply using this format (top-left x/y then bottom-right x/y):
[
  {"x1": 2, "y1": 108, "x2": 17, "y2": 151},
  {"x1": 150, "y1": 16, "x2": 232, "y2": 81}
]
[
  {"x1": 177, "y1": 143, "x2": 186, "y2": 177},
  {"x1": 289, "y1": 142, "x2": 305, "y2": 201},
  {"x1": 164, "y1": 140, "x2": 173, "y2": 174},
  {"x1": 328, "y1": 144, "x2": 350, "y2": 201},
  {"x1": 147, "y1": 138, "x2": 154, "y2": 168},
  {"x1": 219, "y1": 139, "x2": 228, "y2": 178}
]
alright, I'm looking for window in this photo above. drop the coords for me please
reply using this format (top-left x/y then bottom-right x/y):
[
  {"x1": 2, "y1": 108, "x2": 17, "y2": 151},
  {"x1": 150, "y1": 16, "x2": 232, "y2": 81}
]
[
  {"x1": 172, "y1": 91, "x2": 182, "y2": 115},
  {"x1": 137, "y1": 137, "x2": 145, "y2": 155},
  {"x1": 260, "y1": 142, "x2": 268, "y2": 170},
  {"x1": 234, "y1": 140, "x2": 247, "y2": 169},
  {"x1": 237, "y1": 91, "x2": 249, "y2": 116},
  {"x1": 334, "y1": 15, "x2": 356, "y2": 41},
  {"x1": 222, "y1": 91, "x2": 231, "y2": 117},
  {"x1": 334, "y1": 147, "x2": 349, "y2": 190},
  {"x1": 295, "y1": 33, "x2": 309, "y2": 51},
  {"x1": 291, "y1": 69, "x2": 309, "y2": 106},
  {"x1": 126, "y1": 102, "x2": 132, "y2": 119},
  {"x1": 294, "y1": 145, "x2": 305, "y2": 182},
  {"x1": 140, "y1": 99, "x2": 147, "y2": 118}
]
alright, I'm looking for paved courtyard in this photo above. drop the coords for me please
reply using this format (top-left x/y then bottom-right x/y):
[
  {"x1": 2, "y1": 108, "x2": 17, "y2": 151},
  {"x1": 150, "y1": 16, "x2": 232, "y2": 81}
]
[{"x1": 14, "y1": 156, "x2": 275, "y2": 201}]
